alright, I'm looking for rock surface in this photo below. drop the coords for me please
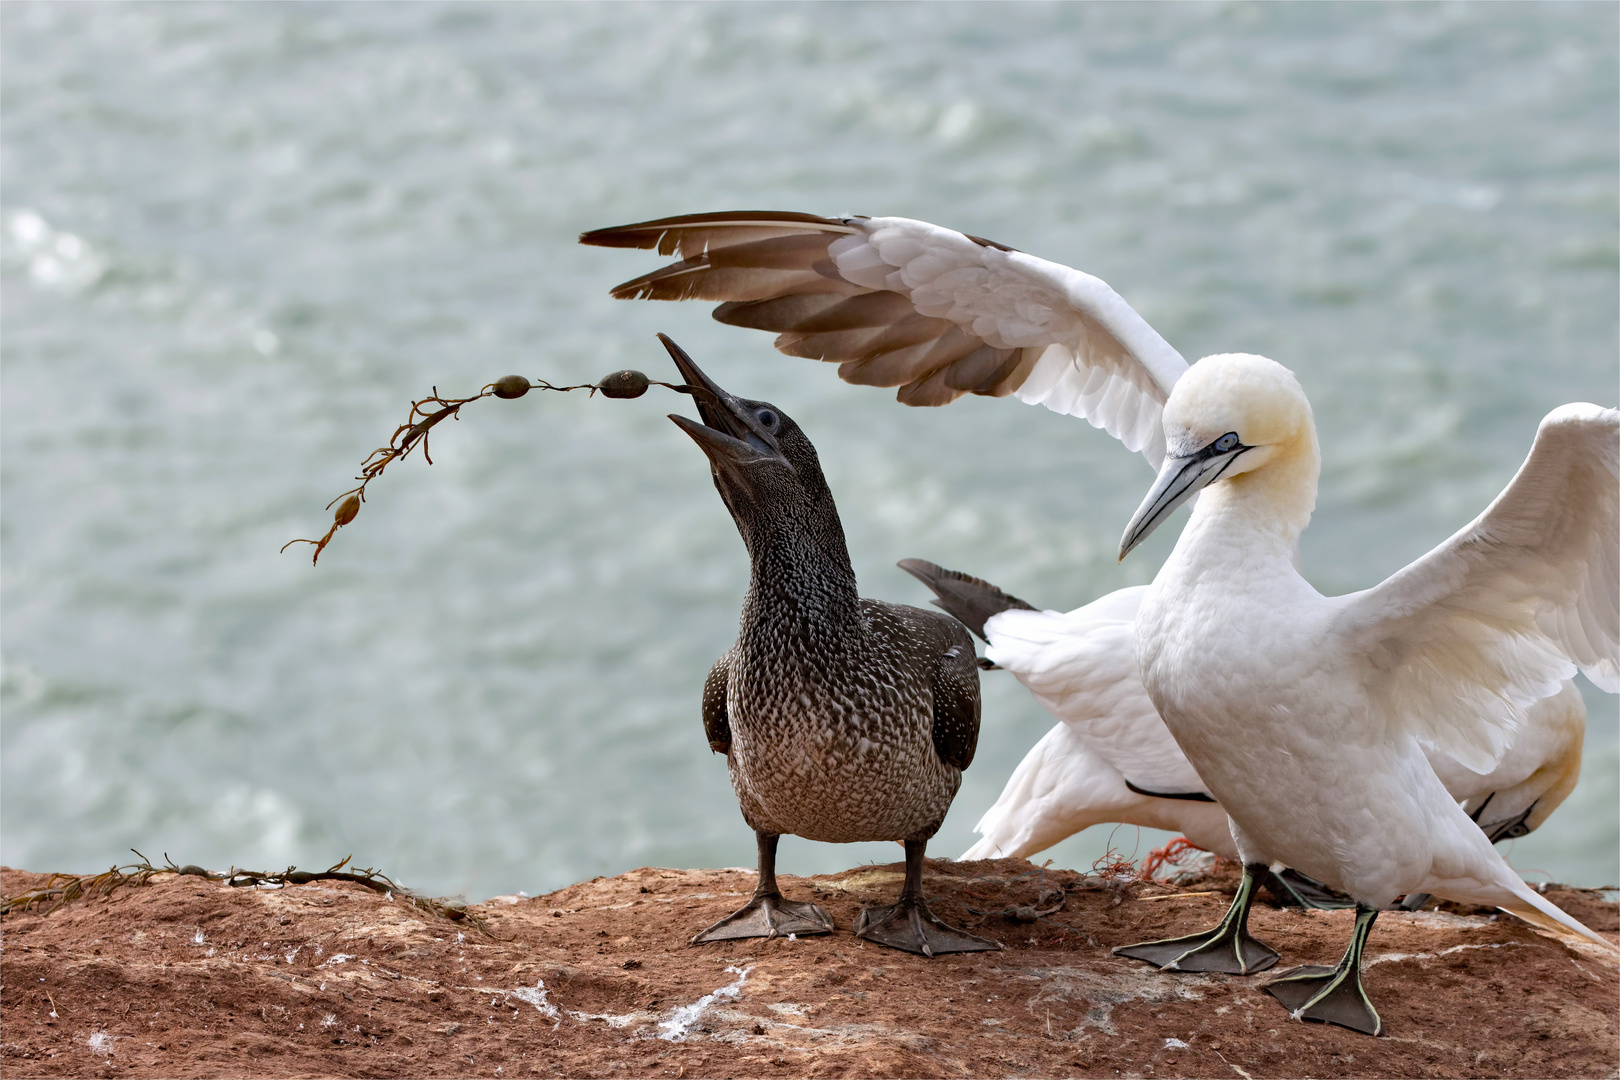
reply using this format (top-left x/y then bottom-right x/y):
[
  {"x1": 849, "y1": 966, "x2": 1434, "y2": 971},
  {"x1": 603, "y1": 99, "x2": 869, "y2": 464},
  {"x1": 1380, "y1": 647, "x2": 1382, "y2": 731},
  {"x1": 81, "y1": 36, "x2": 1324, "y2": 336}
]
[{"x1": 2, "y1": 859, "x2": 1616, "y2": 1078}]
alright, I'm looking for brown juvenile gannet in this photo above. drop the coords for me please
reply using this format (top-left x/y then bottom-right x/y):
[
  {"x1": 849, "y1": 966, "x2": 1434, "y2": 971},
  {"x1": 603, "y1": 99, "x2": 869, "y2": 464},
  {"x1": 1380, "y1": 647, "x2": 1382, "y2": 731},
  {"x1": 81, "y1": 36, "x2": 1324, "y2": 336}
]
[{"x1": 658, "y1": 333, "x2": 998, "y2": 957}]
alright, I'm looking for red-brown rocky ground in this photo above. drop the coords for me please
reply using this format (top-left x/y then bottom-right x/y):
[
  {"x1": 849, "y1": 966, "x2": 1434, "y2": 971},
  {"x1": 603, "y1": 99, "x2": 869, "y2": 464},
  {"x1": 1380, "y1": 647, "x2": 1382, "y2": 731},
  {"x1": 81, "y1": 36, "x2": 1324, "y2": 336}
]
[{"x1": 2, "y1": 859, "x2": 1616, "y2": 1079}]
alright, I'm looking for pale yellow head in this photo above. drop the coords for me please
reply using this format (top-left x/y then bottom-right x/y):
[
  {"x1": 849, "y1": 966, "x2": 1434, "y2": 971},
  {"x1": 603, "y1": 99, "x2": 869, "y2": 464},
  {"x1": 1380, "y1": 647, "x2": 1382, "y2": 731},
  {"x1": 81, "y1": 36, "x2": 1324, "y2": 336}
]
[{"x1": 1120, "y1": 353, "x2": 1321, "y2": 559}]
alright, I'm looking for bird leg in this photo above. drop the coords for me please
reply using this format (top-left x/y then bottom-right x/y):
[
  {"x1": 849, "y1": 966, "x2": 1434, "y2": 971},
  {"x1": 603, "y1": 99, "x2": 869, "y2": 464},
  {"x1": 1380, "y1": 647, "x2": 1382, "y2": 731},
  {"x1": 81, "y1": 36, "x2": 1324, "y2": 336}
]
[
  {"x1": 1262, "y1": 903, "x2": 1383, "y2": 1036},
  {"x1": 1113, "y1": 861, "x2": 1280, "y2": 974},
  {"x1": 690, "y1": 832, "x2": 833, "y2": 944},
  {"x1": 853, "y1": 839, "x2": 1002, "y2": 957},
  {"x1": 1262, "y1": 867, "x2": 1357, "y2": 910}
]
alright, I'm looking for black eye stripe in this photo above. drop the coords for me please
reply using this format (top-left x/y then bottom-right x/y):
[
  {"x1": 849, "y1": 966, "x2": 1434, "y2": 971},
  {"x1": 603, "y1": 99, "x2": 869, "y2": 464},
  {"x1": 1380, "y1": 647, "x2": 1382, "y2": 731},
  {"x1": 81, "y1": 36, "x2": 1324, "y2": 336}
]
[{"x1": 1205, "y1": 446, "x2": 1249, "y2": 485}]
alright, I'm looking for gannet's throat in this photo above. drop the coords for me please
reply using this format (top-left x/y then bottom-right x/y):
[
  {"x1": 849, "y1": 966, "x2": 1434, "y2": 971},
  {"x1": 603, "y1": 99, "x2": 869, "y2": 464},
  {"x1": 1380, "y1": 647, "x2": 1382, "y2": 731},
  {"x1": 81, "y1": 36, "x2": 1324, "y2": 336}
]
[{"x1": 663, "y1": 335, "x2": 858, "y2": 623}]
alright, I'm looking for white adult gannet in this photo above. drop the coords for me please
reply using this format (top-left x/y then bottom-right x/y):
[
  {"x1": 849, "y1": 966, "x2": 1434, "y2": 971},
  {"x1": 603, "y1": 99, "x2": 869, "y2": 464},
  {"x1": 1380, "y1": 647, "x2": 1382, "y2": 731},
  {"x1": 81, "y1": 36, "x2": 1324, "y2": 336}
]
[
  {"x1": 1114, "y1": 354, "x2": 1617, "y2": 1034},
  {"x1": 918, "y1": 579, "x2": 1244, "y2": 862}
]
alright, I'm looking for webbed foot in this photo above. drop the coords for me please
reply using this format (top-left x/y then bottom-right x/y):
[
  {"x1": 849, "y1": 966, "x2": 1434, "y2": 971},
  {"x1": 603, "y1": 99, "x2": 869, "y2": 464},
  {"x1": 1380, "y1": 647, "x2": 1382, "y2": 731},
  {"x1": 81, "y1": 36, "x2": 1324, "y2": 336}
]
[
  {"x1": 691, "y1": 893, "x2": 833, "y2": 944},
  {"x1": 1114, "y1": 861, "x2": 1279, "y2": 974},
  {"x1": 1261, "y1": 902, "x2": 1384, "y2": 1036},
  {"x1": 1264, "y1": 963, "x2": 1383, "y2": 1036},
  {"x1": 854, "y1": 895, "x2": 1001, "y2": 956},
  {"x1": 1113, "y1": 925, "x2": 1280, "y2": 973}
]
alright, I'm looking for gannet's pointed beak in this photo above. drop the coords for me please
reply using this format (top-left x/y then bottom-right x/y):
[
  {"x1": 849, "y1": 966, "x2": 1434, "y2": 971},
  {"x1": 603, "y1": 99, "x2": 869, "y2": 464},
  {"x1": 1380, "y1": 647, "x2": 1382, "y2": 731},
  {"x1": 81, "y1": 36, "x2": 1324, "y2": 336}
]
[
  {"x1": 1119, "y1": 433, "x2": 1249, "y2": 560},
  {"x1": 660, "y1": 334, "x2": 784, "y2": 474}
]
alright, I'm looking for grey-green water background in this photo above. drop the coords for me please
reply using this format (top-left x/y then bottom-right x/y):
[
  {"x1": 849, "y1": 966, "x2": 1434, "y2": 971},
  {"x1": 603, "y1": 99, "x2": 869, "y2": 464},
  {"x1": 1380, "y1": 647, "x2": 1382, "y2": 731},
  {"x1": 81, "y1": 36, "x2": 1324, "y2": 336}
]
[{"x1": 4, "y1": 3, "x2": 1616, "y2": 900}]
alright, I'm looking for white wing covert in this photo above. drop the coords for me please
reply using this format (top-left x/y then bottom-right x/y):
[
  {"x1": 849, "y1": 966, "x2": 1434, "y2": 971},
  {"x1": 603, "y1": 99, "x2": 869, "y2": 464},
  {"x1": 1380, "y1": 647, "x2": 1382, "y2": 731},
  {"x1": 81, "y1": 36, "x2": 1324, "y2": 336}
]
[
  {"x1": 1335, "y1": 404, "x2": 1620, "y2": 773},
  {"x1": 984, "y1": 587, "x2": 1211, "y2": 796},
  {"x1": 581, "y1": 211, "x2": 1189, "y2": 470}
]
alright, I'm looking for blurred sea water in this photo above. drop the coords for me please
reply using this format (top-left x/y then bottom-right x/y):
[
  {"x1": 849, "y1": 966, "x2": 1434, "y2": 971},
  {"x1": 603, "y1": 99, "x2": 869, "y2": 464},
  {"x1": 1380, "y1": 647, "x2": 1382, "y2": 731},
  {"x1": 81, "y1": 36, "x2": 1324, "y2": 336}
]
[{"x1": 2, "y1": 2, "x2": 1615, "y2": 899}]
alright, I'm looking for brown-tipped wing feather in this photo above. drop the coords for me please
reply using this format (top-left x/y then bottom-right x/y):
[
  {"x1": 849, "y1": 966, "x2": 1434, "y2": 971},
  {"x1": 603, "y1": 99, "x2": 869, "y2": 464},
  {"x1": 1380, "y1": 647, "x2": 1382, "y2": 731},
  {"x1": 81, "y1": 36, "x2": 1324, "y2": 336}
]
[
  {"x1": 578, "y1": 210, "x2": 860, "y2": 257},
  {"x1": 580, "y1": 211, "x2": 1045, "y2": 406},
  {"x1": 581, "y1": 210, "x2": 1193, "y2": 470}
]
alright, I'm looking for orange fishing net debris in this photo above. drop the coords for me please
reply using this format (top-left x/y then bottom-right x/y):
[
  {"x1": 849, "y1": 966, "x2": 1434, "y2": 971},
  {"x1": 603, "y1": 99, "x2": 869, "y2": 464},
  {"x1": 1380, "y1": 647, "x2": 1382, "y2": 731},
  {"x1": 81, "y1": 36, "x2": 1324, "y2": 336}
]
[
  {"x1": 1090, "y1": 845, "x2": 1139, "y2": 883},
  {"x1": 1139, "y1": 836, "x2": 1207, "y2": 882}
]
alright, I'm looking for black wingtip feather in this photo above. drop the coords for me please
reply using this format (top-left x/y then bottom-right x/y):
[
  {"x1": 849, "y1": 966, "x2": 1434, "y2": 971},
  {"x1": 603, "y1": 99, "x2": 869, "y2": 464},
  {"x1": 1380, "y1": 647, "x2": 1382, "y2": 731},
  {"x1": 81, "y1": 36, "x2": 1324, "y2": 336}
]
[{"x1": 897, "y1": 559, "x2": 1036, "y2": 640}]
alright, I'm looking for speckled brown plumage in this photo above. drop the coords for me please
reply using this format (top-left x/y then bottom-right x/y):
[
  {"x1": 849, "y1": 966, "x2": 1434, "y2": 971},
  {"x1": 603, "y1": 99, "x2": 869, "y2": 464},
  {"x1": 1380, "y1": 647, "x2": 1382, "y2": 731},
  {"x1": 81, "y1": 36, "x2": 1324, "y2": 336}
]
[
  {"x1": 721, "y1": 591, "x2": 979, "y2": 846},
  {"x1": 661, "y1": 334, "x2": 998, "y2": 955}
]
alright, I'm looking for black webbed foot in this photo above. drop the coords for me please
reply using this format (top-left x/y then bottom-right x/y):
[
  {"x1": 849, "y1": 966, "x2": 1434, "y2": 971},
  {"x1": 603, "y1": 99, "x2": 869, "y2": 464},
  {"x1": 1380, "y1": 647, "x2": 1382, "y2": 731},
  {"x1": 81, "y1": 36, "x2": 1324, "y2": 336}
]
[
  {"x1": 852, "y1": 837, "x2": 1001, "y2": 956},
  {"x1": 693, "y1": 831, "x2": 833, "y2": 944},
  {"x1": 1264, "y1": 963, "x2": 1383, "y2": 1036},
  {"x1": 691, "y1": 893, "x2": 833, "y2": 944},
  {"x1": 1261, "y1": 903, "x2": 1384, "y2": 1037},
  {"x1": 1114, "y1": 861, "x2": 1279, "y2": 974},
  {"x1": 853, "y1": 895, "x2": 1000, "y2": 956},
  {"x1": 1113, "y1": 925, "x2": 1280, "y2": 974}
]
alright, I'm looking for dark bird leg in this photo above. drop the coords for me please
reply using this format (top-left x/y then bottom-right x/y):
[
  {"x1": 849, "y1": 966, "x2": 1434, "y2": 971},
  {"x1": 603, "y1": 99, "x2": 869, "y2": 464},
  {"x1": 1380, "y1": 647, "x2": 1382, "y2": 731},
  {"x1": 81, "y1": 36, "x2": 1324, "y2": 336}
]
[
  {"x1": 853, "y1": 839, "x2": 1002, "y2": 957},
  {"x1": 1263, "y1": 867, "x2": 1358, "y2": 910},
  {"x1": 1262, "y1": 903, "x2": 1384, "y2": 1036},
  {"x1": 691, "y1": 832, "x2": 833, "y2": 944},
  {"x1": 1113, "y1": 862, "x2": 1281, "y2": 974}
]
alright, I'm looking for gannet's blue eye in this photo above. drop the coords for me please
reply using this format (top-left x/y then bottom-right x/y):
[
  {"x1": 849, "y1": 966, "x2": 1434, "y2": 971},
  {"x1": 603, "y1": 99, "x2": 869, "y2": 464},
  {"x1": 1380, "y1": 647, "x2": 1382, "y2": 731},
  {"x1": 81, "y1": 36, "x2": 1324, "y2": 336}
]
[
  {"x1": 1215, "y1": 432, "x2": 1240, "y2": 452},
  {"x1": 757, "y1": 409, "x2": 779, "y2": 429}
]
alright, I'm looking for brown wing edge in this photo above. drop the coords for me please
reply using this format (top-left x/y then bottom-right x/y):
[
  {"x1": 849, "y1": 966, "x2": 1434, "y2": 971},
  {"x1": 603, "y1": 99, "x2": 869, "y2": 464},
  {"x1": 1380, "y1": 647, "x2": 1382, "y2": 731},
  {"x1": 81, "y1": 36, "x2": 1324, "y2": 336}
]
[
  {"x1": 579, "y1": 211, "x2": 861, "y2": 256},
  {"x1": 929, "y1": 628, "x2": 982, "y2": 772},
  {"x1": 701, "y1": 651, "x2": 733, "y2": 756},
  {"x1": 897, "y1": 558, "x2": 1036, "y2": 642}
]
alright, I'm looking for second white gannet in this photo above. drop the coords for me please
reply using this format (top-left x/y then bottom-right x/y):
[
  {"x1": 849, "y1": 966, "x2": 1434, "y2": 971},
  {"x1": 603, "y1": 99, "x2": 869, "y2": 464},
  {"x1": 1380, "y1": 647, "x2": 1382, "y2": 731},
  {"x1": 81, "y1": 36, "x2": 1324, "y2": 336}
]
[
  {"x1": 902, "y1": 558, "x2": 1587, "y2": 909},
  {"x1": 1113, "y1": 354, "x2": 1617, "y2": 1034}
]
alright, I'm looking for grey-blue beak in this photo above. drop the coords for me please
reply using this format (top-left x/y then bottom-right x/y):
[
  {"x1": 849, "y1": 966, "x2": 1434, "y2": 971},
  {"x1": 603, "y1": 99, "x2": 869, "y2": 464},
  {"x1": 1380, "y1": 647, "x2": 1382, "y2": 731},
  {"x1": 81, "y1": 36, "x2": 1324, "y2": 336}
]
[{"x1": 1119, "y1": 433, "x2": 1248, "y2": 560}]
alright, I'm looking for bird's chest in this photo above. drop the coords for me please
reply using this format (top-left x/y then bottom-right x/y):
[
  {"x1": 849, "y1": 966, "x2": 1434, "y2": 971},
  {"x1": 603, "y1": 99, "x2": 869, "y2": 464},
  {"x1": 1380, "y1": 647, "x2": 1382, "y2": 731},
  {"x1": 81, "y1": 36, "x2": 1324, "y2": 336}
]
[
  {"x1": 725, "y1": 630, "x2": 920, "y2": 758},
  {"x1": 1135, "y1": 564, "x2": 1333, "y2": 776},
  {"x1": 719, "y1": 626, "x2": 948, "y2": 843}
]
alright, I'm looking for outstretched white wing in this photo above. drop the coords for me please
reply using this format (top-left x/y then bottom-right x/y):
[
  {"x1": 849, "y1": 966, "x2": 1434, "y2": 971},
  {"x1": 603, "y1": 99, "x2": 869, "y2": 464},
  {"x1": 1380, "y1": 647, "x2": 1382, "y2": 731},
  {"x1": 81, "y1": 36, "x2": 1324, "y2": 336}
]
[
  {"x1": 581, "y1": 212, "x2": 1188, "y2": 470},
  {"x1": 1336, "y1": 404, "x2": 1620, "y2": 773}
]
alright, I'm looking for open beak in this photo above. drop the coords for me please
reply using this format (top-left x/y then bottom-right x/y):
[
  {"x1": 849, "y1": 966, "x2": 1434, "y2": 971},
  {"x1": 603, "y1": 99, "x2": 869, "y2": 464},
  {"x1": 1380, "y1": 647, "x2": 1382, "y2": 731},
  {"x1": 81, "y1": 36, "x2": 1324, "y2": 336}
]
[
  {"x1": 1119, "y1": 437, "x2": 1249, "y2": 560},
  {"x1": 660, "y1": 334, "x2": 781, "y2": 474}
]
